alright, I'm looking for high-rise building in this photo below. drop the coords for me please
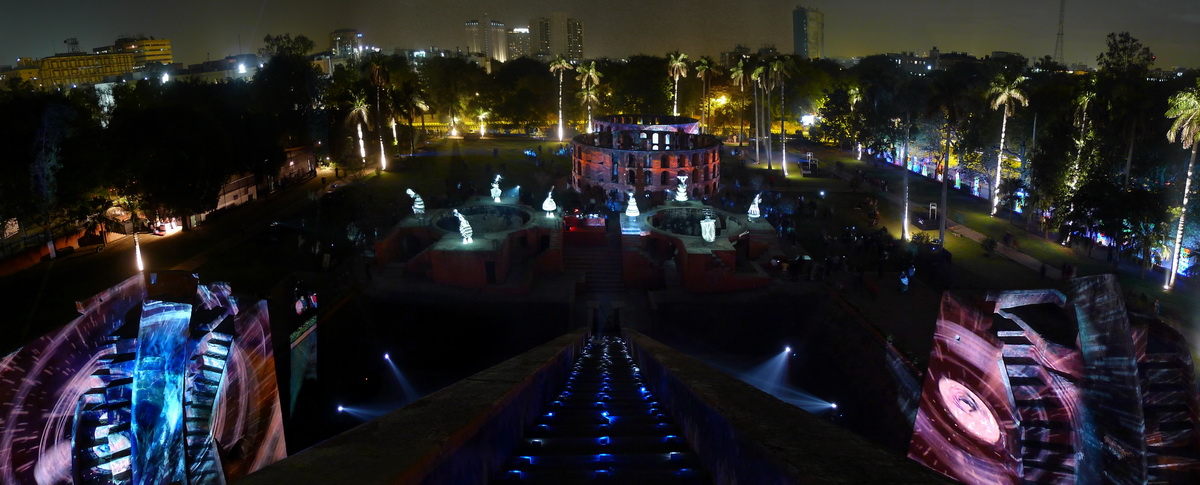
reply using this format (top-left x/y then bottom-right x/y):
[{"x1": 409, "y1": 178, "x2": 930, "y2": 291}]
[
  {"x1": 533, "y1": 17, "x2": 552, "y2": 61},
  {"x1": 329, "y1": 29, "x2": 363, "y2": 58},
  {"x1": 533, "y1": 12, "x2": 584, "y2": 62},
  {"x1": 507, "y1": 27, "x2": 531, "y2": 60},
  {"x1": 466, "y1": 16, "x2": 507, "y2": 63},
  {"x1": 792, "y1": 6, "x2": 824, "y2": 59}
]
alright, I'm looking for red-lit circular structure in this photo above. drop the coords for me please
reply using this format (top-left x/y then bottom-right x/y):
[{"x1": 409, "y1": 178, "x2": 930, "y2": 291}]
[{"x1": 571, "y1": 115, "x2": 722, "y2": 201}]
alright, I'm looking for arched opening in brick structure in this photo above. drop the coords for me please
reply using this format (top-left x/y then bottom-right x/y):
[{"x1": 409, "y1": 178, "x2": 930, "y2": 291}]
[
  {"x1": 660, "y1": 154, "x2": 668, "y2": 169},
  {"x1": 660, "y1": 171, "x2": 669, "y2": 185}
]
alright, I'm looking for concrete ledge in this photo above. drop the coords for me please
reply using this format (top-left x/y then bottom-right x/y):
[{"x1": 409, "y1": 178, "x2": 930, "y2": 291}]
[
  {"x1": 623, "y1": 329, "x2": 949, "y2": 484},
  {"x1": 236, "y1": 328, "x2": 589, "y2": 485}
]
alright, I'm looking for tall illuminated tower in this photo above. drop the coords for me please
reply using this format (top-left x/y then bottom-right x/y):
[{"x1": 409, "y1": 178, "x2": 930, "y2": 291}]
[{"x1": 792, "y1": 6, "x2": 824, "y2": 59}]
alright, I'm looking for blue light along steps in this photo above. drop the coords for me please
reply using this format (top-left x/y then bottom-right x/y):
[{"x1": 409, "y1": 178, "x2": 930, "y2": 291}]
[{"x1": 493, "y1": 336, "x2": 709, "y2": 484}]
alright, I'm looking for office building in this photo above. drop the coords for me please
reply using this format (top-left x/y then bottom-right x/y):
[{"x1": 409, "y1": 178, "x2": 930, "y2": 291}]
[
  {"x1": 329, "y1": 28, "x2": 364, "y2": 58},
  {"x1": 38, "y1": 52, "x2": 135, "y2": 88},
  {"x1": 792, "y1": 6, "x2": 824, "y2": 59},
  {"x1": 533, "y1": 12, "x2": 584, "y2": 62},
  {"x1": 507, "y1": 27, "x2": 531, "y2": 60},
  {"x1": 465, "y1": 16, "x2": 507, "y2": 63}
]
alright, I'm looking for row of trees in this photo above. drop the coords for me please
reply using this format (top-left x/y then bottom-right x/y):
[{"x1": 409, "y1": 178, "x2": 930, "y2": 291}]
[
  {"x1": 4, "y1": 32, "x2": 1199, "y2": 280},
  {"x1": 807, "y1": 32, "x2": 1200, "y2": 282},
  {"x1": 0, "y1": 34, "x2": 321, "y2": 238}
]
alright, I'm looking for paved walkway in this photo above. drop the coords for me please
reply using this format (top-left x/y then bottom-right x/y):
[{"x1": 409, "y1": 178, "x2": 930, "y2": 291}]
[{"x1": 821, "y1": 158, "x2": 1067, "y2": 282}]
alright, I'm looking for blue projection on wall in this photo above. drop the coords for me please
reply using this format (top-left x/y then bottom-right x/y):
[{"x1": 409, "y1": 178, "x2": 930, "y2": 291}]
[{"x1": 132, "y1": 300, "x2": 192, "y2": 485}]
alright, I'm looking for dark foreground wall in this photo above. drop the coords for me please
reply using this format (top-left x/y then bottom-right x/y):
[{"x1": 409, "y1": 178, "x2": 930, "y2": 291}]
[
  {"x1": 235, "y1": 328, "x2": 589, "y2": 484},
  {"x1": 623, "y1": 329, "x2": 949, "y2": 484}
]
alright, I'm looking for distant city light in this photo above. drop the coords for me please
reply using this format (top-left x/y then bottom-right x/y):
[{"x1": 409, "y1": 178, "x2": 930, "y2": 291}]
[
  {"x1": 237, "y1": 63, "x2": 246, "y2": 74},
  {"x1": 801, "y1": 114, "x2": 816, "y2": 126},
  {"x1": 161, "y1": 73, "x2": 169, "y2": 83}
]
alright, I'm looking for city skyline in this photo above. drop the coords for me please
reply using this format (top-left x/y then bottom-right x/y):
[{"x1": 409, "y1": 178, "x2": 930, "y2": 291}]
[{"x1": 2, "y1": 0, "x2": 1198, "y2": 68}]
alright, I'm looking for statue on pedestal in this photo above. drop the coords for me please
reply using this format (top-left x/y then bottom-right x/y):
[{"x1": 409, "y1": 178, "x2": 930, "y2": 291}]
[
  {"x1": 406, "y1": 189, "x2": 425, "y2": 218},
  {"x1": 490, "y1": 175, "x2": 502, "y2": 202},
  {"x1": 453, "y1": 209, "x2": 473, "y2": 243},
  {"x1": 748, "y1": 193, "x2": 762, "y2": 219},
  {"x1": 625, "y1": 190, "x2": 640, "y2": 217},
  {"x1": 675, "y1": 174, "x2": 689, "y2": 202}
]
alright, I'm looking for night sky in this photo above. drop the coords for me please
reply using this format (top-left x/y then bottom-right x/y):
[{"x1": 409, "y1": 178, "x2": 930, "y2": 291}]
[{"x1": 3, "y1": 0, "x2": 1198, "y2": 68}]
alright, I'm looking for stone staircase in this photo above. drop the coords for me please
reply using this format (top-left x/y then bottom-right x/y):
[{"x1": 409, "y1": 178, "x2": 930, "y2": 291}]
[
  {"x1": 997, "y1": 331, "x2": 1078, "y2": 483},
  {"x1": 492, "y1": 336, "x2": 708, "y2": 484},
  {"x1": 564, "y1": 223, "x2": 625, "y2": 294}
]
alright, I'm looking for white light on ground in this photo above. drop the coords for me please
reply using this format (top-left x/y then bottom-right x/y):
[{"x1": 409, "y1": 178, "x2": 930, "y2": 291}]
[{"x1": 134, "y1": 233, "x2": 144, "y2": 272}]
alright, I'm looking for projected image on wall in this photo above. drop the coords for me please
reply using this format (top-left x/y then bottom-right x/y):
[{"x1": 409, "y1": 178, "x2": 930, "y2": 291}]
[{"x1": 0, "y1": 271, "x2": 286, "y2": 484}]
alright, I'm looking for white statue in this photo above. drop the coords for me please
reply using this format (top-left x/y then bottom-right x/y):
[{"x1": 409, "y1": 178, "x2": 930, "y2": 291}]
[
  {"x1": 748, "y1": 193, "x2": 762, "y2": 219},
  {"x1": 491, "y1": 174, "x2": 502, "y2": 202},
  {"x1": 453, "y1": 209, "x2": 473, "y2": 243},
  {"x1": 625, "y1": 190, "x2": 640, "y2": 217},
  {"x1": 700, "y1": 210, "x2": 716, "y2": 243},
  {"x1": 406, "y1": 188, "x2": 425, "y2": 218},
  {"x1": 542, "y1": 190, "x2": 557, "y2": 217},
  {"x1": 675, "y1": 174, "x2": 689, "y2": 202}
]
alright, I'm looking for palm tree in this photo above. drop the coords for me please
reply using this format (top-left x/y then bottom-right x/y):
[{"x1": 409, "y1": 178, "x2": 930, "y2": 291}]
[
  {"x1": 695, "y1": 57, "x2": 714, "y2": 132},
  {"x1": 751, "y1": 65, "x2": 765, "y2": 162},
  {"x1": 549, "y1": 55, "x2": 574, "y2": 141},
  {"x1": 986, "y1": 73, "x2": 1028, "y2": 216},
  {"x1": 730, "y1": 59, "x2": 748, "y2": 146},
  {"x1": 770, "y1": 57, "x2": 793, "y2": 175},
  {"x1": 1068, "y1": 83, "x2": 1095, "y2": 191},
  {"x1": 576, "y1": 61, "x2": 602, "y2": 133},
  {"x1": 1164, "y1": 80, "x2": 1200, "y2": 288},
  {"x1": 667, "y1": 51, "x2": 689, "y2": 116},
  {"x1": 347, "y1": 92, "x2": 371, "y2": 167},
  {"x1": 928, "y1": 71, "x2": 971, "y2": 247},
  {"x1": 366, "y1": 59, "x2": 391, "y2": 169}
]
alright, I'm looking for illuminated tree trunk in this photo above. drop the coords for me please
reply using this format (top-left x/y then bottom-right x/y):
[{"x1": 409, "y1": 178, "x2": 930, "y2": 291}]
[
  {"x1": 753, "y1": 84, "x2": 760, "y2": 161},
  {"x1": 992, "y1": 108, "x2": 1008, "y2": 216},
  {"x1": 765, "y1": 83, "x2": 773, "y2": 171},
  {"x1": 739, "y1": 84, "x2": 746, "y2": 147},
  {"x1": 903, "y1": 114, "x2": 911, "y2": 241},
  {"x1": 1169, "y1": 143, "x2": 1197, "y2": 288},
  {"x1": 557, "y1": 71, "x2": 564, "y2": 141},
  {"x1": 780, "y1": 79, "x2": 787, "y2": 176},
  {"x1": 939, "y1": 126, "x2": 951, "y2": 247},
  {"x1": 673, "y1": 79, "x2": 679, "y2": 116}
]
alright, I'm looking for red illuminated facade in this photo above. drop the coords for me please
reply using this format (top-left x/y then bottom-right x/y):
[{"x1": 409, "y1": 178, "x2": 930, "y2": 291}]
[{"x1": 572, "y1": 116, "x2": 721, "y2": 202}]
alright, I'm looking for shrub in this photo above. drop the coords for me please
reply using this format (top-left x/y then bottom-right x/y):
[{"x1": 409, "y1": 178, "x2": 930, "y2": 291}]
[{"x1": 982, "y1": 237, "x2": 998, "y2": 256}]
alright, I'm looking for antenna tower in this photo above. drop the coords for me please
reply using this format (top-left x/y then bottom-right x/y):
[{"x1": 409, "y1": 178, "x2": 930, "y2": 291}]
[{"x1": 1053, "y1": 0, "x2": 1065, "y2": 65}]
